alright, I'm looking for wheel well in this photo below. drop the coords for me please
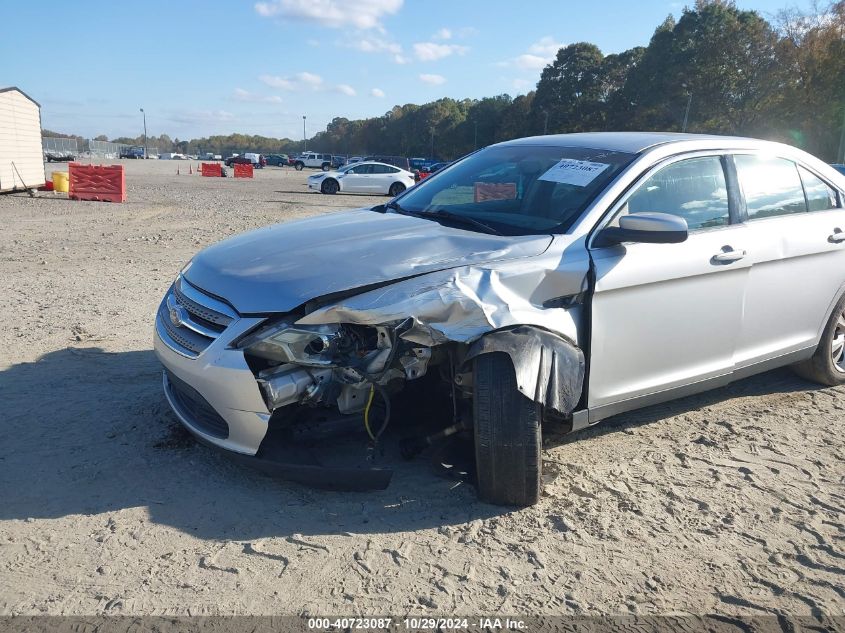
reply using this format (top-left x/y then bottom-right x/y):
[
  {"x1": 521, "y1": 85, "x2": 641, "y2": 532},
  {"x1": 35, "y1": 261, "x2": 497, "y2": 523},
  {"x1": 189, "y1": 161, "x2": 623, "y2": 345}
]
[{"x1": 465, "y1": 325, "x2": 585, "y2": 417}]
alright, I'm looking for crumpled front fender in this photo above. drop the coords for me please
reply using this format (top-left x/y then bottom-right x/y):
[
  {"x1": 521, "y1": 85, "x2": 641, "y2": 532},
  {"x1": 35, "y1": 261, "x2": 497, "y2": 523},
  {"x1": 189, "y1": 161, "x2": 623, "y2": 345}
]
[
  {"x1": 464, "y1": 325, "x2": 585, "y2": 416},
  {"x1": 296, "y1": 265, "x2": 581, "y2": 347}
]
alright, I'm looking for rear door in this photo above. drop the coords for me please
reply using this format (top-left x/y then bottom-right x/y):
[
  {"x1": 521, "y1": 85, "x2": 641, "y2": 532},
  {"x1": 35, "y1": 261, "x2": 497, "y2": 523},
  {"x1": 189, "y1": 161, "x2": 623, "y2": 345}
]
[
  {"x1": 732, "y1": 154, "x2": 845, "y2": 369},
  {"x1": 370, "y1": 164, "x2": 397, "y2": 193},
  {"x1": 588, "y1": 154, "x2": 750, "y2": 415}
]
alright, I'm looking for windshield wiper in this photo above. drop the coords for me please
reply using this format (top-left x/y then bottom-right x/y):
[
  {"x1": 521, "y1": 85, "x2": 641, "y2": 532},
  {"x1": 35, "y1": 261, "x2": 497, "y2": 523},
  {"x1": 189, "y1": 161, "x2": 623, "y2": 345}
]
[{"x1": 386, "y1": 202, "x2": 502, "y2": 235}]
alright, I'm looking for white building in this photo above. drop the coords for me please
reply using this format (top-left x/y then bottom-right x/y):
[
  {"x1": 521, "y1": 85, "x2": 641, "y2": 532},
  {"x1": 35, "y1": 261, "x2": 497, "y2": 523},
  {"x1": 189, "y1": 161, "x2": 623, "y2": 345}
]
[{"x1": 0, "y1": 87, "x2": 45, "y2": 193}]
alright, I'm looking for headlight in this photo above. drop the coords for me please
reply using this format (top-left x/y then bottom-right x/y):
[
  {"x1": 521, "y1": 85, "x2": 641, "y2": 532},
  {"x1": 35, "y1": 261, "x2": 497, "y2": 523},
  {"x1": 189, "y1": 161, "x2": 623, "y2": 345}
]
[{"x1": 237, "y1": 321, "x2": 342, "y2": 366}]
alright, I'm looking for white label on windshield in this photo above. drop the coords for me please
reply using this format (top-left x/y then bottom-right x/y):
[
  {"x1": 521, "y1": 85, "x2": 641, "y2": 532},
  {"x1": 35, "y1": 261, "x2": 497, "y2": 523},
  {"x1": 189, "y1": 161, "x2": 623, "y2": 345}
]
[{"x1": 538, "y1": 159, "x2": 609, "y2": 187}]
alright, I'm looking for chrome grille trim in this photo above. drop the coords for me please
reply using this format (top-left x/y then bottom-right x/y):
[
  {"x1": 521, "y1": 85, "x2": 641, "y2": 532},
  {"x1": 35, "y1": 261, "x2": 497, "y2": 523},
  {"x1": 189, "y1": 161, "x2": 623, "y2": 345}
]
[
  {"x1": 174, "y1": 277, "x2": 236, "y2": 326},
  {"x1": 155, "y1": 276, "x2": 238, "y2": 358}
]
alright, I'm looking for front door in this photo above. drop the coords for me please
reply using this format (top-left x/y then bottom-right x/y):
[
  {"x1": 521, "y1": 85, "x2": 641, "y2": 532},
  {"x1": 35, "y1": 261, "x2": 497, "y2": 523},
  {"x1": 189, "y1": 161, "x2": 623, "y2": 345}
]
[{"x1": 588, "y1": 155, "x2": 750, "y2": 416}]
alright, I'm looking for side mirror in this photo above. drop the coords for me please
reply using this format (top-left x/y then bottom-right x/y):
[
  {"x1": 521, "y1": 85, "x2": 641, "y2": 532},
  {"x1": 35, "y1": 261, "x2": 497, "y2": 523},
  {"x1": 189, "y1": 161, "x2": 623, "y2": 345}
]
[{"x1": 599, "y1": 212, "x2": 688, "y2": 246}]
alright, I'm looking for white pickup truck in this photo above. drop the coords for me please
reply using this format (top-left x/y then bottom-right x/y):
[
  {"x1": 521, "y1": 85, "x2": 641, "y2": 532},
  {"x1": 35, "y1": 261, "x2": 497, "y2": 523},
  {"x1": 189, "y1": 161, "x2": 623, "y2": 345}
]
[{"x1": 293, "y1": 152, "x2": 333, "y2": 171}]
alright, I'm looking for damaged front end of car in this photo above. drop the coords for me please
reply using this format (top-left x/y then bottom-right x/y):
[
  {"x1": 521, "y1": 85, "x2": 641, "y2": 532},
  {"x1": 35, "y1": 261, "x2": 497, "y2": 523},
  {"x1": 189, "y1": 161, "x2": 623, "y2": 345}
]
[{"x1": 231, "y1": 262, "x2": 587, "y2": 488}]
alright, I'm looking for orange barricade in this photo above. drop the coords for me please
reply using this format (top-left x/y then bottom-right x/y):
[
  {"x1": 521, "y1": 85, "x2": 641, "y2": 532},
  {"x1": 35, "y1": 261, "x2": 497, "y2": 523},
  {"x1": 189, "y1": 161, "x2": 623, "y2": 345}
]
[
  {"x1": 234, "y1": 163, "x2": 254, "y2": 179},
  {"x1": 68, "y1": 163, "x2": 126, "y2": 203},
  {"x1": 201, "y1": 162, "x2": 222, "y2": 177}
]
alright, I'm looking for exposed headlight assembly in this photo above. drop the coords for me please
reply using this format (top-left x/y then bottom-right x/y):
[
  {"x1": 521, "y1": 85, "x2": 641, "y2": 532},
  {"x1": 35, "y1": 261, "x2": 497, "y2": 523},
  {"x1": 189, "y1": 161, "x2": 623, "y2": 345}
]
[{"x1": 237, "y1": 321, "x2": 344, "y2": 366}]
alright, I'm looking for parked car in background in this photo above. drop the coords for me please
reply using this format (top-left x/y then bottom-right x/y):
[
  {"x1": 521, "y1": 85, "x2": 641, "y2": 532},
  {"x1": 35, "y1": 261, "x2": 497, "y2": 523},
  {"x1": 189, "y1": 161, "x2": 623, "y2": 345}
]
[
  {"x1": 331, "y1": 155, "x2": 347, "y2": 168},
  {"x1": 293, "y1": 152, "x2": 333, "y2": 171},
  {"x1": 265, "y1": 154, "x2": 290, "y2": 166},
  {"x1": 409, "y1": 157, "x2": 428, "y2": 171},
  {"x1": 226, "y1": 154, "x2": 266, "y2": 168},
  {"x1": 428, "y1": 162, "x2": 448, "y2": 173},
  {"x1": 120, "y1": 146, "x2": 146, "y2": 159},
  {"x1": 307, "y1": 161, "x2": 415, "y2": 196},
  {"x1": 832, "y1": 164, "x2": 845, "y2": 176},
  {"x1": 348, "y1": 156, "x2": 363, "y2": 164},
  {"x1": 155, "y1": 132, "x2": 845, "y2": 506},
  {"x1": 363, "y1": 155, "x2": 411, "y2": 171}
]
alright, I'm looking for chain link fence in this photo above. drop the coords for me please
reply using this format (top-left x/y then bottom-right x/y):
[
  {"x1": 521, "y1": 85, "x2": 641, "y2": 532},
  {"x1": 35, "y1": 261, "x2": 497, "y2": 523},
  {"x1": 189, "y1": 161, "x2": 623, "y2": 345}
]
[{"x1": 42, "y1": 137, "x2": 159, "y2": 159}]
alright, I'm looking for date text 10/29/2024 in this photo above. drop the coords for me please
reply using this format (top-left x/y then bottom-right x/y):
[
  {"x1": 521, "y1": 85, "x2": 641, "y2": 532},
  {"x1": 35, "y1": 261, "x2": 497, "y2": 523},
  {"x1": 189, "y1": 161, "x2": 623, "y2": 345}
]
[{"x1": 307, "y1": 618, "x2": 527, "y2": 631}]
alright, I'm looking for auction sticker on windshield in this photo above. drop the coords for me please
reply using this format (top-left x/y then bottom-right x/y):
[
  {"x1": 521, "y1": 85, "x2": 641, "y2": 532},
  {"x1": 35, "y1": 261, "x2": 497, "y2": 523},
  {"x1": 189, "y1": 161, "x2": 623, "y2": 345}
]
[{"x1": 538, "y1": 159, "x2": 609, "y2": 186}]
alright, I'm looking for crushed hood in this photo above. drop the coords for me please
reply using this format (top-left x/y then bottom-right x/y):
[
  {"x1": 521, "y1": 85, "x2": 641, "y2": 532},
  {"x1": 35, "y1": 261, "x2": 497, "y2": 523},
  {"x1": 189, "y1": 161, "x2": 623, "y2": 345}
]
[{"x1": 183, "y1": 208, "x2": 553, "y2": 314}]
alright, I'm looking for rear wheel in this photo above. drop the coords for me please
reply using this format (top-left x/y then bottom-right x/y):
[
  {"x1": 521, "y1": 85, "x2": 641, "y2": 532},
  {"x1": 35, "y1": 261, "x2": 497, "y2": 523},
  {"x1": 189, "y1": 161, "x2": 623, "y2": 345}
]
[
  {"x1": 793, "y1": 293, "x2": 845, "y2": 386},
  {"x1": 321, "y1": 178, "x2": 339, "y2": 195},
  {"x1": 473, "y1": 353, "x2": 542, "y2": 506},
  {"x1": 294, "y1": 162, "x2": 304, "y2": 171},
  {"x1": 321, "y1": 163, "x2": 331, "y2": 172},
  {"x1": 388, "y1": 182, "x2": 406, "y2": 197}
]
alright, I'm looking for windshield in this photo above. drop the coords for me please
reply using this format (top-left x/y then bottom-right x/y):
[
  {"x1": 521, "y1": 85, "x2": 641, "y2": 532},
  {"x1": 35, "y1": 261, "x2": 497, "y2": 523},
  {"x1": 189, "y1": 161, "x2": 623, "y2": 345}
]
[{"x1": 394, "y1": 145, "x2": 636, "y2": 234}]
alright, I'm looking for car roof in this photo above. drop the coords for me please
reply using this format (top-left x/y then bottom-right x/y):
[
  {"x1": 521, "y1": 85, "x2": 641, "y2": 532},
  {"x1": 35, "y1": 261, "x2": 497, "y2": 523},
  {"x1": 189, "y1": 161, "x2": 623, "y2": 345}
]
[
  {"x1": 349, "y1": 161, "x2": 404, "y2": 169},
  {"x1": 497, "y1": 131, "x2": 777, "y2": 154}
]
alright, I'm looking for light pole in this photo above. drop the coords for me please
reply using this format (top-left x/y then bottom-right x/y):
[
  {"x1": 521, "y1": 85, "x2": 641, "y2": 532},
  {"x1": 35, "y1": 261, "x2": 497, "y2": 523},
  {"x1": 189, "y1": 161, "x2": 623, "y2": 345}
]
[
  {"x1": 542, "y1": 109, "x2": 549, "y2": 135},
  {"x1": 302, "y1": 115, "x2": 307, "y2": 152},
  {"x1": 681, "y1": 84, "x2": 693, "y2": 133},
  {"x1": 474, "y1": 120, "x2": 478, "y2": 150},
  {"x1": 430, "y1": 128, "x2": 435, "y2": 158},
  {"x1": 140, "y1": 108, "x2": 147, "y2": 158}
]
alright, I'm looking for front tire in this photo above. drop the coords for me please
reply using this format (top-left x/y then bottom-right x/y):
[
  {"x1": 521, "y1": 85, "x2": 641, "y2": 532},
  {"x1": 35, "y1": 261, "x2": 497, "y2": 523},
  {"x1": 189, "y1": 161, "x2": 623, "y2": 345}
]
[
  {"x1": 321, "y1": 163, "x2": 331, "y2": 172},
  {"x1": 388, "y1": 182, "x2": 406, "y2": 197},
  {"x1": 294, "y1": 162, "x2": 304, "y2": 171},
  {"x1": 321, "y1": 178, "x2": 339, "y2": 195},
  {"x1": 473, "y1": 353, "x2": 542, "y2": 506},
  {"x1": 793, "y1": 293, "x2": 845, "y2": 386}
]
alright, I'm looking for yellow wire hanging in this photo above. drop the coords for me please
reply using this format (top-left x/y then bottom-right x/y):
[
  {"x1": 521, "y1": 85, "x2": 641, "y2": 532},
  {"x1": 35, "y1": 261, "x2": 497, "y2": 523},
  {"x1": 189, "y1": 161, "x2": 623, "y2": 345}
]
[{"x1": 363, "y1": 384, "x2": 376, "y2": 441}]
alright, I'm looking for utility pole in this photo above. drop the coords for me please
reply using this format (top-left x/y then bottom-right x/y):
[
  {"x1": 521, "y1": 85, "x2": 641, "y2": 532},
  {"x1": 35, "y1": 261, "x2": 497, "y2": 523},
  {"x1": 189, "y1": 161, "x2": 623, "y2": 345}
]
[
  {"x1": 681, "y1": 85, "x2": 693, "y2": 133},
  {"x1": 474, "y1": 120, "x2": 478, "y2": 150},
  {"x1": 430, "y1": 128, "x2": 435, "y2": 158},
  {"x1": 302, "y1": 115, "x2": 307, "y2": 152},
  {"x1": 542, "y1": 110, "x2": 549, "y2": 135},
  {"x1": 140, "y1": 108, "x2": 147, "y2": 158}
]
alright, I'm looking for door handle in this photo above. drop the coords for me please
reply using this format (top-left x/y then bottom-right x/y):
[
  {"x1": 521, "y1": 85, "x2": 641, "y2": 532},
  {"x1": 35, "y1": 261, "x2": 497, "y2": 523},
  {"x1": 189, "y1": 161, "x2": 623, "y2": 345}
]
[
  {"x1": 712, "y1": 249, "x2": 746, "y2": 263},
  {"x1": 829, "y1": 230, "x2": 845, "y2": 243}
]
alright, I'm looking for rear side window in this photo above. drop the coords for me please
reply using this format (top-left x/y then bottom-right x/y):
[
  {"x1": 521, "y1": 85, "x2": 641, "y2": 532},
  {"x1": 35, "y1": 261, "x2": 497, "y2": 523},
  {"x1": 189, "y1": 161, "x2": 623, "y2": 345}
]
[
  {"x1": 624, "y1": 156, "x2": 730, "y2": 230},
  {"x1": 735, "y1": 155, "x2": 806, "y2": 220},
  {"x1": 799, "y1": 166, "x2": 839, "y2": 211}
]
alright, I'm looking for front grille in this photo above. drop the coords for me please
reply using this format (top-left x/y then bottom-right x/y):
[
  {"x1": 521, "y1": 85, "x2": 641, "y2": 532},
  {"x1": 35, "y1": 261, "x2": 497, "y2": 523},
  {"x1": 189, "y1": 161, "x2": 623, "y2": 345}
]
[
  {"x1": 156, "y1": 276, "x2": 237, "y2": 358},
  {"x1": 165, "y1": 371, "x2": 230, "y2": 439}
]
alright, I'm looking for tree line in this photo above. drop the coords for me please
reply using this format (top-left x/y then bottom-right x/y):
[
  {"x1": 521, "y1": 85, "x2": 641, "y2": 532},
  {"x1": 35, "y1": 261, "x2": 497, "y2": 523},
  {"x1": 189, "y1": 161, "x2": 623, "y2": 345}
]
[{"x1": 63, "y1": 0, "x2": 844, "y2": 162}]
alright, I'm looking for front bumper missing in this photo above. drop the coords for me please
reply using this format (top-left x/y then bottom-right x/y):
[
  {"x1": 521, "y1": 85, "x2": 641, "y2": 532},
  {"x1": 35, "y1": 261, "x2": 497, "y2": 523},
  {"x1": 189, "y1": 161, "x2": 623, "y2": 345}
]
[{"x1": 158, "y1": 361, "x2": 393, "y2": 491}]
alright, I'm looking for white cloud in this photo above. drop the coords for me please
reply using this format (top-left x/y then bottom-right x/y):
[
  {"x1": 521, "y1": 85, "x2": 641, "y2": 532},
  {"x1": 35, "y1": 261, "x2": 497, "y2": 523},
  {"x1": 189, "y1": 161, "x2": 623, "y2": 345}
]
[
  {"x1": 371, "y1": 88, "x2": 386, "y2": 98},
  {"x1": 259, "y1": 72, "x2": 323, "y2": 91},
  {"x1": 413, "y1": 42, "x2": 469, "y2": 61},
  {"x1": 335, "y1": 84, "x2": 356, "y2": 96},
  {"x1": 167, "y1": 110, "x2": 235, "y2": 125},
  {"x1": 350, "y1": 37, "x2": 402, "y2": 54},
  {"x1": 233, "y1": 88, "x2": 284, "y2": 103},
  {"x1": 511, "y1": 78, "x2": 532, "y2": 92},
  {"x1": 419, "y1": 73, "x2": 446, "y2": 85},
  {"x1": 393, "y1": 53, "x2": 411, "y2": 64},
  {"x1": 432, "y1": 28, "x2": 452, "y2": 40},
  {"x1": 528, "y1": 36, "x2": 565, "y2": 57},
  {"x1": 498, "y1": 36, "x2": 565, "y2": 70},
  {"x1": 254, "y1": 0, "x2": 403, "y2": 30}
]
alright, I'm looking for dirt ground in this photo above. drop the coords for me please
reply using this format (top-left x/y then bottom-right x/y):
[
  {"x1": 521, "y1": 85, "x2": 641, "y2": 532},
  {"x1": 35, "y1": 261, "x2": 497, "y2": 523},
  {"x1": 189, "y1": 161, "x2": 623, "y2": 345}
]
[{"x1": 1, "y1": 159, "x2": 844, "y2": 618}]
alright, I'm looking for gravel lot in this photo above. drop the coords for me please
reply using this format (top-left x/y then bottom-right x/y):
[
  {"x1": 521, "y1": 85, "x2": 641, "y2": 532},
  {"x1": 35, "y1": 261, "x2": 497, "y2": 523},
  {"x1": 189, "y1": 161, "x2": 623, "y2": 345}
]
[{"x1": 1, "y1": 159, "x2": 844, "y2": 618}]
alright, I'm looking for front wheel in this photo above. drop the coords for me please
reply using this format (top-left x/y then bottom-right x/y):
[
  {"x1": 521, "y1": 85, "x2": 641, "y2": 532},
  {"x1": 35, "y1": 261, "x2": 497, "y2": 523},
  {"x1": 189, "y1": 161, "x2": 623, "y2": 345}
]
[
  {"x1": 294, "y1": 162, "x2": 304, "y2": 171},
  {"x1": 321, "y1": 163, "x2": 331, "y2": 172},
  {"x1": 321, "y1": 178, "x2": 339, "y2": 195},
  {"x1": 473, "y1": 353, "x2": 542, "y2": 506},
  {"x1": 793, "y1": 293, "x2": 845, "y2": 386},
  {"x1": 388, "y1": 182, "x2": 406, "y2": 197}
]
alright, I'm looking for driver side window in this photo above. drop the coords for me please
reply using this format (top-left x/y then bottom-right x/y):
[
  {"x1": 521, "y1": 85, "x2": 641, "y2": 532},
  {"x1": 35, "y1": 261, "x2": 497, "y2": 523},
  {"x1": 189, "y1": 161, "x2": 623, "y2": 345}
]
[{"x1": 617, "y1": 156, "x2": 730, "y2": 231}]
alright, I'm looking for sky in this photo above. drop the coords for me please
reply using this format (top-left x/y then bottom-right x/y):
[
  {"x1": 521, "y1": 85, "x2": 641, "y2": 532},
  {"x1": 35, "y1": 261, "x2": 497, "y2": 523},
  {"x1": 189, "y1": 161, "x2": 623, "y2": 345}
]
[{"x1": 2, "y1": 0, "x2": 816, "y2": 142}]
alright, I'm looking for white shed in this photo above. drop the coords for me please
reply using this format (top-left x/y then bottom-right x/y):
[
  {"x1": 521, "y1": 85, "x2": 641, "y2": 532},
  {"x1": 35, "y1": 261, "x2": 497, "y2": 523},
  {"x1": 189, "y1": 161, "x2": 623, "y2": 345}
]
[{"x1": 0, "y1": 87, "x2": 46, "y2": 193}]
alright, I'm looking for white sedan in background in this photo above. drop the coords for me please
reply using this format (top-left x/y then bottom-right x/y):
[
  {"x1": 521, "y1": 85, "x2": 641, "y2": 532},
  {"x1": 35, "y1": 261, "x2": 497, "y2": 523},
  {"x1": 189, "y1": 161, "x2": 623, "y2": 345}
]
[{"x1": 308, "y1": 161, "x2": 415, "y2": 197}]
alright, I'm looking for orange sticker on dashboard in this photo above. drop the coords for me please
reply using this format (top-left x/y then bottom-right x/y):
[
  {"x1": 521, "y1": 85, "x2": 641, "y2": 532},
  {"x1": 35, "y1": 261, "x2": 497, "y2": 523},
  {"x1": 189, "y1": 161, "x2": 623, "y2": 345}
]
[{"x1": 474, "y1": 182, "x2": 517, "y2": 202}]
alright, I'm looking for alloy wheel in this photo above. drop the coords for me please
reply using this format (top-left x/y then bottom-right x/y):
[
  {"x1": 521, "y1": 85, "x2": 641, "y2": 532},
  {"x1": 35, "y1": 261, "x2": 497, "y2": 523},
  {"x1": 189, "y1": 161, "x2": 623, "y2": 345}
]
[{"x1": 832, "y1": 310, "x2": 845, "y2": 372}]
